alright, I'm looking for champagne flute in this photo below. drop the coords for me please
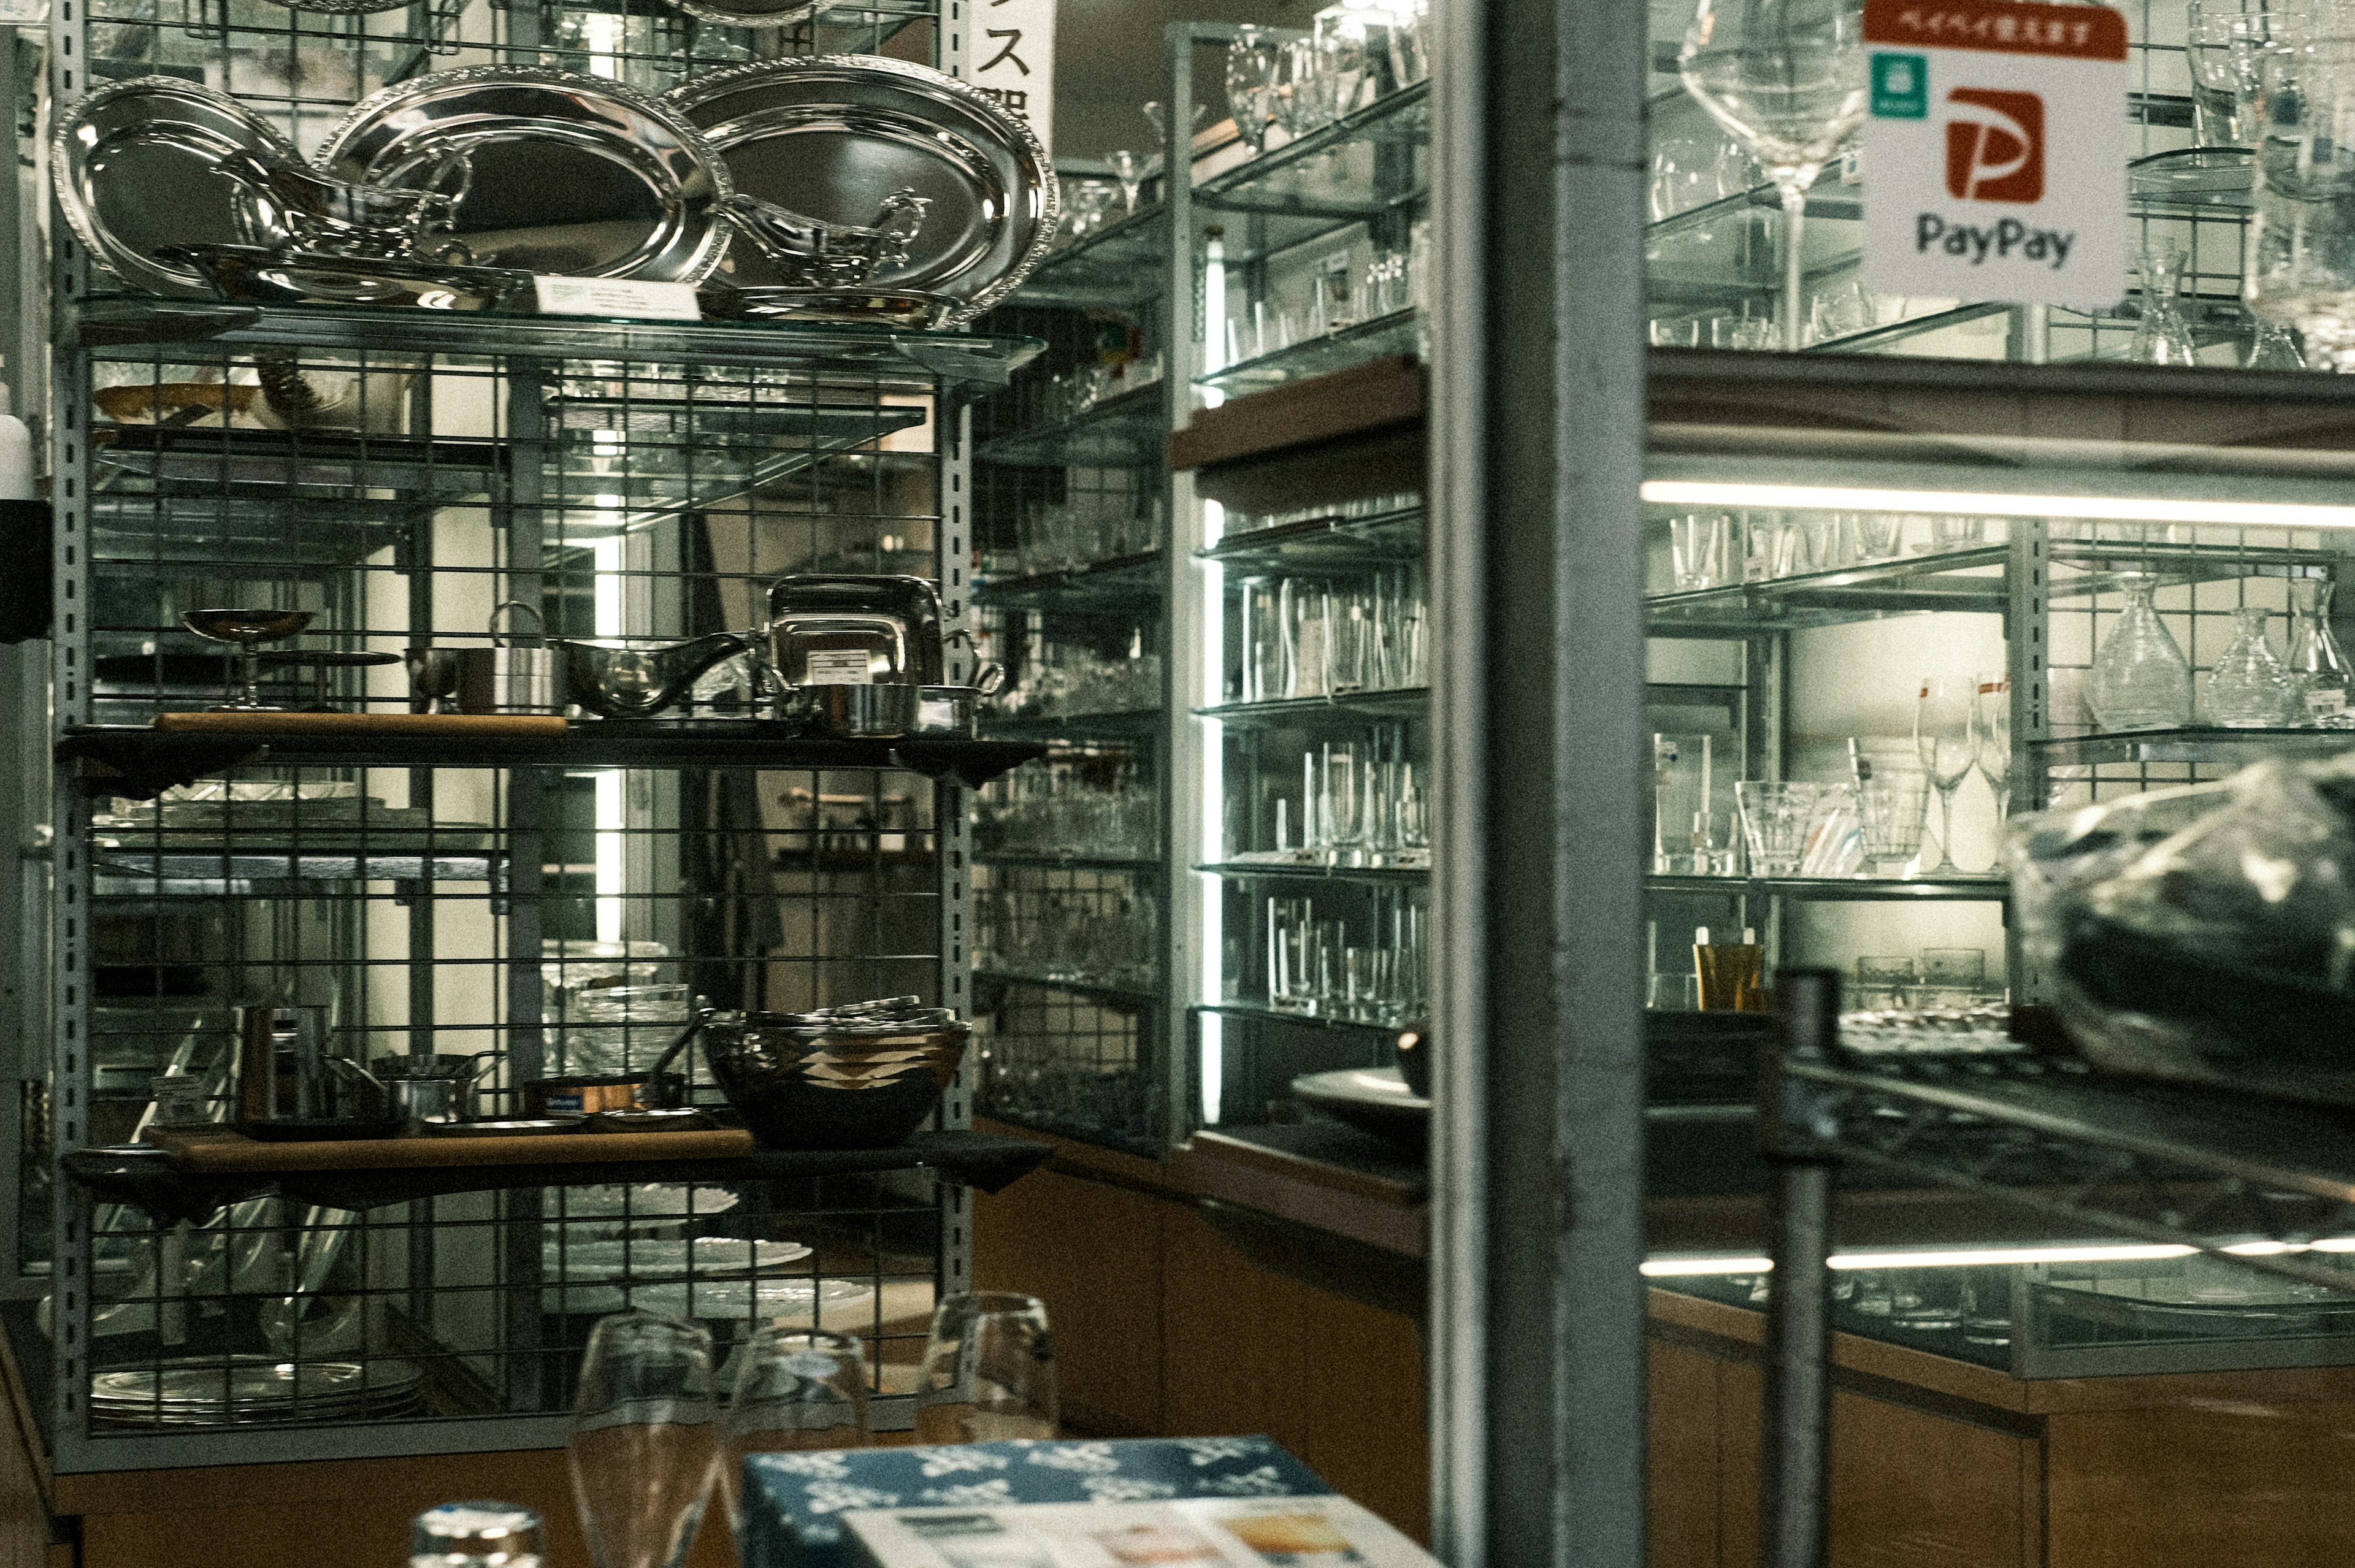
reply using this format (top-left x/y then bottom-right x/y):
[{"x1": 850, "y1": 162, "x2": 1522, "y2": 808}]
[
  {"x1": 1974, "y1": 673, "x2": 2012, "y2": 828},
  {"x1": 1915, "y1": 675, "x2": 1978, "y2": 876},
  {"x1": 1679, "y1": 0, "x2": 1868, "y2": 351},
  {"x1": 720, "y1": 1328, "x2": 870, "y2": 1531},
  {"x1": 914, "y1": 1291, "x2": 1057, "y2": 1443},
  {"x1": 568, "y1": 1312, "x2": 721, "y2": 1568},
  {"x1": 1106, "y1": 149, "x2": 1146, "y2": 215}
]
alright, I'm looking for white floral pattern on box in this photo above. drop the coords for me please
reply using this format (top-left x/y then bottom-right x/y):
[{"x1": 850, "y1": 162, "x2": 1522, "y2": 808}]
[{"x1": 741, "y1": 1436, "x2": 1330, "y2": 1568}]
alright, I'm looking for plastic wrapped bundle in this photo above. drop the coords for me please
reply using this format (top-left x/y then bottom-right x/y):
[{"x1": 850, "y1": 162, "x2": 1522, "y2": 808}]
[{"x1": 2012, "y1": 756, "x2": 2355, "y2": 1103}]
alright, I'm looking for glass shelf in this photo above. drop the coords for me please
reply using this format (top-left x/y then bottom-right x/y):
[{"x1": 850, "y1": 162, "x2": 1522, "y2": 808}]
[
  {"x1": 974, "y1": 384, "x2": 1167, "y2": 468},
  {"x1": 1193, "y1": 1000, "x2": 1401, "y2": 1033},
  {"x1": 1196, "y1": 687, "x2": 1430, "y2": 728},
  {"x1": 94, "y1": 850, "x2": 504, "y2": 897},
  {"x1": 973, "y1": 968, "x2": 1158, "y2": 1004},
  {"x1": 1199, "y1": 309, "x2": 1422, "y2": 396},
  {"x1": 1197, "y1": 859, "x2": 1427, "y2": 884},
  {"x1": 973, "y1": 551, "x2": 1165, "y2": 614},
  {"x1": 1647, "y1": 873, "x2": 2007, "y2": 902},
  {"x1": 1195, "y1": 82, "x2": 1431, "y2": 261},
  {"x1": 981, "y1": 708, "x2": 1165, "y2": 741},
  {"x1": 75, "y1": 298, "x2": 1047, "y2": 387},
  {"x1": 1014, "y1": 208, "x2": 1171, "y2": 309},
  {"x1": 1645, "y1": 546, "x2": 2008, "y2": 633},
  {"x1": 2032, "y1": 727, "x2": 2355, "y2": 765},
  {"x1": 1201, "y1": 504, "x2": 1425, "y2": 573},
  {"x1": 975, "y1": 851, "x2": 1162, "y2": 873}
]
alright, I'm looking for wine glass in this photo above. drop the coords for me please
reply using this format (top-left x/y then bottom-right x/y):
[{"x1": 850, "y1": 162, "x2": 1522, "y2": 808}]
[
  {"x1": 1227, "y1": 29, "x2": 1286, "y2": 153},
  {"x1": 1106, "y1": 149, "x2": 1146, "y2": 215},
  {"x1": 720, "y1": 1328, "x2": 870, "y2": 1531},
  {"x1": 913, "y1": 1291, "x2": 1057, "y2": 1443},
  {"x1": 1915, "y1": 675, "x2": 1978, "y2": 876},
  {"x1": 1679, "y1": 0, "x2": 1869, "y2": 352},
  {"x1": 568, "y1": 1312, "x2": 721, "y2": 1568},
  {"x1": 1974, "y1": 674, "x2": 2013, "y2": 828},
  {"x1": 180, "y1": 607, "x2": 313, "y2": 711}
]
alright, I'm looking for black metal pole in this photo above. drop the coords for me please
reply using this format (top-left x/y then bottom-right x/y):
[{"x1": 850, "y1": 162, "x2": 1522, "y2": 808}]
[{"x1": 1760, "y1": 968, "x2": 1841, "y2": 1568}]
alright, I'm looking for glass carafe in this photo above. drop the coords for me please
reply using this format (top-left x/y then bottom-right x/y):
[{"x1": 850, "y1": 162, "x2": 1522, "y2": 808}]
[
  {"x1": 2202, "y1": 606, "x2": 2294, "y2": 727},
  {"x1": 2088, "y1": 578, "x2": 2192, "y2": 732},
  {"x1": 2286, "y1": 576, "x2": 2355, "y2": 726},
  {"x1": 2130, "y1": 243, "x2": 2202, "y2": 366}
]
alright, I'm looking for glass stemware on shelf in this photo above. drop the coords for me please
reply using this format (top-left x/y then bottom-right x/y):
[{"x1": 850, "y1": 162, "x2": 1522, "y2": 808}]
[
  {"x1": 181, "y1": 606, "x2": 314, "y2": 711},
  {"x1": 2202, "y1": 606, "x2": 2294, "y2": 727},
  {"x1": 1679, "y1": 0, "x2": 1868, "y2": 352},
  {"x1": 1106, "y1": 148, "x2": 1146, "y2": 214},
  {"x1": 719, "y1": 1328, "x2": 871, "y2": 1532},
  {"x1": 1227, "y1": 28, "x2": 1287, "y2": 152},
  {"x1": 1915, "y1": 675, "x2": 1978, "y2": 876},
  {"x1": 2130, "y1": 242, "x2": 2202, "y2": 366},
  {"x1": 2088, "y1": 577, "x2": 2193, "y2": 732},
  {"x1": 1973, "y1": 675, "x2": 2013, "y2": 825},
  {"x1": 1265, "y1": 886, "x2": 1427, "y2": 1022},
  {"x1": 2286, "y1": 574, "x2": 2355, "y2": 724},
  {"x1": 567, "y1": 1312, "x2": 721, "y2": 1568}
]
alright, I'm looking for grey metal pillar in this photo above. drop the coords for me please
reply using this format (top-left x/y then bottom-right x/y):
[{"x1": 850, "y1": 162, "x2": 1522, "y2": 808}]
[
  {"x1": 1428, "y1": 0, "x2": 1651, "y2": 1564},
  {"x1": 1759, "y1": 969, "x2": 1840, "y2": 1568}
]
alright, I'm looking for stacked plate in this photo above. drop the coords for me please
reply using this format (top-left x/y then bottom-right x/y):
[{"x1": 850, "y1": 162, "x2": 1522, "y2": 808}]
[
  {"x1": 541, "y1": 1235, "x2": 811, "y2": 1281},
  {"x1": 90, "y1": 1356, "x2": 427, "y2": 1428}
]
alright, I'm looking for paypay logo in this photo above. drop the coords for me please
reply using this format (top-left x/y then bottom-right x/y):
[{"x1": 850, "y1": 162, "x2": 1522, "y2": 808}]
[{"x1": 1943, "y1": 88, "x2": 2043, "y2": 202}]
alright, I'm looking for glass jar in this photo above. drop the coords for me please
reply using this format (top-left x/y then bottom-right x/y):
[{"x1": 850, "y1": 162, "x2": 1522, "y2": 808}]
[
  {"x1": 2201, "y1": 606, "x2": 2294, "y2": 727},
  {"x1": 2089, "y1": 578, "x2": 2192, "y2": 732},
  {"x1": 2286, "y1": 576, "x2": 2355, "y2": 727}
]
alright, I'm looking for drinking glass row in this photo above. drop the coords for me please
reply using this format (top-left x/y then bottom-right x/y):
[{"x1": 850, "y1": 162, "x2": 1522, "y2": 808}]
[
  {"x1": 1237, "y1": 570, "x2": 1427, "y2": 703},
  {"x1": 1251, "y1": 739, "x2": 1429, "y2": 868},
  {"x1": 1224, "y1": 229, "x2": 1428, "y2": 362},
  {"x1": 565, "y1": 1293, "x2": 1055, "y2": 1568},
  {"x1": 1005, "y1": 494, "x2": 1163, "y2": 579},
  {"x1": 976, "y1": 756, "x2": 1157, "y2": 861},
  {"x1": 979, "y1": 885, "x2": 1160, "y2": 990},
  {"x1": 1664, "y1": 509, "x2": 2001, "y2": 592},
  {"x1": 1227, "y1": 4, "x2": 1428, "y2": 156},
  {"x1": 998, "y1": 644, "x2": 1163, "y2": 719},
  {"x1": 1266, "y1": 890, "x2": 1428, "y2": 1025}
]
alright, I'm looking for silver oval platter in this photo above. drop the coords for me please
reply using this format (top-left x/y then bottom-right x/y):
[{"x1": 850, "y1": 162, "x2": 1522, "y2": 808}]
[
  {"x1": 665, "y1": 0, "x2": 821, "y2": 28},
  {"x1": 665, "y1": 56, "x2": 1056, "y2": 325},
  {"x1": 55, "y1": 76, "x2": 302, "y2": 298},
  {"x1": 317, "y1": 66, "x2": 732, "y2": 283}
]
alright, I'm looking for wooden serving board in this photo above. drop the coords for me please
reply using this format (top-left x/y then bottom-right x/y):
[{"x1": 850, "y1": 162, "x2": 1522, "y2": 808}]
[
  {"x1": 144, "y1": 1125, "x2": 753, "y2": 1172},
  {"x1": 151, "y1": 712, "x2": 568, "y2": 738}
]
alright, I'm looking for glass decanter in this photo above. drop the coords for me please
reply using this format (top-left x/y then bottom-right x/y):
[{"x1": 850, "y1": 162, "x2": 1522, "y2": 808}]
[
  {"x1": 2088, "y1": 578, "x2": 2192, "y2": 732},
  {"x1": 2130, "y1": 243, "x2": 2201, "y2": 366},
  {"x1": 2201, "y1": 606, "x2": 2293, "y2": 727},
  {"x1": 2286, "y1": 575, "x2": 2355, "y2": 726}
]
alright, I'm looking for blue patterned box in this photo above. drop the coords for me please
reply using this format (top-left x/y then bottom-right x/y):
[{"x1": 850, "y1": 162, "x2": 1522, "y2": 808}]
[{"x1": 740, "y1": 1437, "x2": 1333, "y2": 1568}]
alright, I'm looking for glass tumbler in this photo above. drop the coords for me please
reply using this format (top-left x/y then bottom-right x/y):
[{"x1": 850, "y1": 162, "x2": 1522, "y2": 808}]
[
  {"x1": 914, "y1": 1292, "x2": 1058, "y2": 1444},
  {"x1": 1281, "y1": 578, "x2": 1329, "y2": 698},
  {"x1": 720, "y1": 1328, "x2": 871, "y2": 1529},
  {"x1": 1735, "y1": 781, "x2": 1826, "y2": 876},
  {"x1": 1857, "y1": 773, "x2": 1928, "y2": 875},
  {"x1": 1669, "y1": 513, "x2": 1728, "y2": 590}
]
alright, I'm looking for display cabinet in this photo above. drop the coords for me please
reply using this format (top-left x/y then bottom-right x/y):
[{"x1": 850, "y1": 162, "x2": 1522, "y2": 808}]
[{"x1": 23, "y1": 0, "x2": 1059, "y2": 1476}]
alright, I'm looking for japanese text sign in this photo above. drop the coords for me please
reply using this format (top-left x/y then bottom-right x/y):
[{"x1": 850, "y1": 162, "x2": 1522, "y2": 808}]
[
  {"x1": 970, "y1": 0, "x2": 1055, "y2": 155},
  {"x1": 1861, "y1": 0, "x2": 2127, "y2": 308}
]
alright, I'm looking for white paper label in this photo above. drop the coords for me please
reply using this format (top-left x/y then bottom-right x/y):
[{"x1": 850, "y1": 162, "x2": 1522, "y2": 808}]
[
  {"x1": 1861, "y1": 0, "x2": 2127, "y2": 310},
  {"x1": 967, "y1": 0, "x2": 1055, "y2": 156},
  {"x1": 806, "y1": 650, "x2": 875, "y2": 685},
  {"x1": 534, "y1": 275, "x2": 702, "y2": 322},
  {"x1": 149, "y1": 1073, "x2": 208, "y2": 1127}
]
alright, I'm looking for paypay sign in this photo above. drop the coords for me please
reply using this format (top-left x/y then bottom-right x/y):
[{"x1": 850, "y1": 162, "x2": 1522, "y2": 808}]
[{"x1": 1860, "y1": 0, "x2": 2127, "y2": 309}]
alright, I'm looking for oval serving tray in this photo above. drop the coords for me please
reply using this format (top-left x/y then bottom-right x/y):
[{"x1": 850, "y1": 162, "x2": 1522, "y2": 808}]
[
  {"x1": 55, "y1": 76, "x2": 302, "y2": 298},
  {"x1": 665, "y1": 55, "x2": 1056, "y2": 324},
  {"x1": 318, "y1": 66, "x2": 732, "y2": 283}
]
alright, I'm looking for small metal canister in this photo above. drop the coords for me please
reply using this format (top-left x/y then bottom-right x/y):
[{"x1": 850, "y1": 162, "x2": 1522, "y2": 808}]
[{"x1": 407, "y1": 601, "x2": 561, "y2": 715}]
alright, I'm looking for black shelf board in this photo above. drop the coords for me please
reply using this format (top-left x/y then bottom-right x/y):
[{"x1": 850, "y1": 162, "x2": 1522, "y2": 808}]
[
  {"x1": 975, "y1": 851, "x2": 1162, "y2": 872},
  {"x1": 62, "y1": 1127, "x2": 1052, "y2": 1225},
  {"x1": 59, "y1": 724, "x2": 1046, "y2": 797}
]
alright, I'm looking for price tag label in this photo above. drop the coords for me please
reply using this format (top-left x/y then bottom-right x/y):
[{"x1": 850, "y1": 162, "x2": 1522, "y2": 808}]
[
  {"x1": 534, "y1": 275, "x2": 702, "y2": 322},
  {"x1": 1861, "y1": 0, "x2": 2127, "y2": 309}
]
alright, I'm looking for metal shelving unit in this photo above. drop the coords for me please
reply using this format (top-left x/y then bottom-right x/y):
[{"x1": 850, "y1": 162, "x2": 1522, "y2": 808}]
[{"x1": 29, "y1": 0, "x2": 1057, "y2": 1477}]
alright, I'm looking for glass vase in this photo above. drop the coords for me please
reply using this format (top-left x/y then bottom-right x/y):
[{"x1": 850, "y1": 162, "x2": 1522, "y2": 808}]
[
  {"x1": 2089, "y1": 579, "x2": 2192, "y2": 732},
  {"x1": 2287, "y1": 576, "x2": 2355, "y2": 727},
  {"x1": 2130, "y1": 243, "x2": 2202, "y2": 366},
  {"x1": 2202, "y1": 606, "x2": 2294, "y2": 727}
]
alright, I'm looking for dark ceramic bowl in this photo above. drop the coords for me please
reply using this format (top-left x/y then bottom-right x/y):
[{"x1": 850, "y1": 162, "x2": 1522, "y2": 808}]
[{"x1": 697, "y1": 1010, "x2": 967, "y2": 1150}]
